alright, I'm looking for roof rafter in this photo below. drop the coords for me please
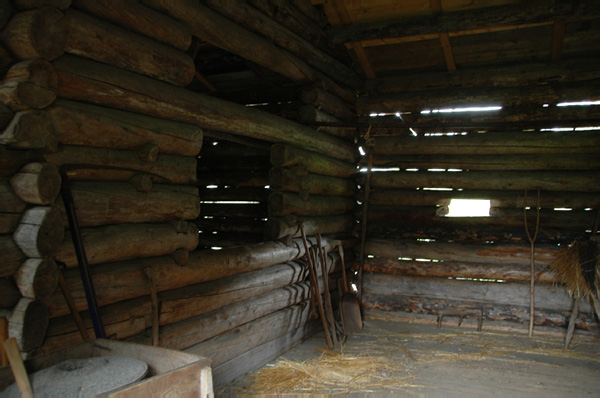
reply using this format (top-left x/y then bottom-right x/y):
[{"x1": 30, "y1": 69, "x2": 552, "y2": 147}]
[{"x1": 329, "y1": 1, "x2": 600, "y2": 46}]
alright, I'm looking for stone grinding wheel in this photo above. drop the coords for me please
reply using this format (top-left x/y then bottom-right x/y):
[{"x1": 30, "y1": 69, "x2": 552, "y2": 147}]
[{"x1": 2, "y1": 355, "x2": 148, "y2": 397}]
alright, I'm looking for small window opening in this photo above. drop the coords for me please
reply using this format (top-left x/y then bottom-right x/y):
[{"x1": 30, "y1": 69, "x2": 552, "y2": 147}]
[{"x1": 446, "y1": 199, "x2": 491, "y2": 217}]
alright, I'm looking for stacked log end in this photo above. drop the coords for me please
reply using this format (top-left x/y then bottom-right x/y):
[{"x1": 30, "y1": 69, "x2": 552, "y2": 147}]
[
  {"x1": 0, "y1": 1, "x2": 203, "y2": 358},
  {"x1": 0, "y1": 4, "x2": 68, "y2": 355},
  {"x1": 267, "y1": 143, "x2": 358, "y2": 240}
]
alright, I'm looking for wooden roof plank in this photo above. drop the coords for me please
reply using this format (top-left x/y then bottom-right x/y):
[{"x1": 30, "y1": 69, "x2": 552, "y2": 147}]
[{"x1": 329, "y1": 1, "x2": 600, "y2": 45}]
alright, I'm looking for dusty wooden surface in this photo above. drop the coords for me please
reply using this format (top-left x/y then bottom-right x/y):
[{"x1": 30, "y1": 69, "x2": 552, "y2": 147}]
[{"x1": 219, "y1": 312, "x2": 600, "y2": 397}]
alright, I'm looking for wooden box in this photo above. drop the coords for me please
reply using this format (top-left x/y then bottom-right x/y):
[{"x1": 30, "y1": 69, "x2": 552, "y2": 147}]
[{"x1": 0, "y1": 339, "x2": 213, "y2": 397}]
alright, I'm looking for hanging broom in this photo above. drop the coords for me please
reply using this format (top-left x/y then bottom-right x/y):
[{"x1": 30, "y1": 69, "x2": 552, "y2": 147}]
[{"x1": 550, "y1": 238, "x2": 600, "y2": 348}]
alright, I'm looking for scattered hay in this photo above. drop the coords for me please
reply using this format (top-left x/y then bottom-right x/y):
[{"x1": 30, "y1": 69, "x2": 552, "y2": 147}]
[
  {"x1": 248, "y1": 353, "x2": 414, "y2": 394},
  {"x1": 550, "y1": 240, "x2": 599, "y2": 300}
]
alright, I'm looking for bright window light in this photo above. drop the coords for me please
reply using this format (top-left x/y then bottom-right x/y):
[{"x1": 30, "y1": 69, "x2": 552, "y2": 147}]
[
  {"x1": 540, "y1": 127, "x2": 574, "y2": 132},
  {"x1": 421, "y1": 106, "x2": 502, "y2": 114},
  {"x1": 446, "y1": 199, "x2": 491, "y2": 217},
  {"x1": 557, "y1": 100, "x2": 600, "y2": 107}
]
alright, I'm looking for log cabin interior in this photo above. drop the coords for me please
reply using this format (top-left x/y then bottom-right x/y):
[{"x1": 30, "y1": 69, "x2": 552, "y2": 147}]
[{"x1": 0, "y1": 0, "x2": 599, "y2": 396}]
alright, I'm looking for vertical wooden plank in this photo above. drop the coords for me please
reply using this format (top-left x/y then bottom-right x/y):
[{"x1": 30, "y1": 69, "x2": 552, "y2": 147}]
[
  {"x1": 440, "y1": 33, "x2": 457, "y2": 71},
  {"x1": 330, "y1": 0, "x2": 376, "y2": 78},
  {"x1": 0, "y1": 317, "x2": 7, "y2": 366},
  {"x1": 551, "y1": 18, "x2": 566, "y2": 60},
  {"x1": 350, "y1": 42, "x2": 376, "y2": 79}
]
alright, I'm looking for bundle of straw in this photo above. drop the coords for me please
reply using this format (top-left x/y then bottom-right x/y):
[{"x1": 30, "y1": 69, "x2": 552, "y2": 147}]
[{"x1": 550, "y1": 240, "x2": 599, "y2": 301}]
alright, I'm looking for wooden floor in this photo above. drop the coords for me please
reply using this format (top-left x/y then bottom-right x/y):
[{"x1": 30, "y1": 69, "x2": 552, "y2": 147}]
[{"x1": 218, "y1": 311, "x2": 600, "y2": 397}]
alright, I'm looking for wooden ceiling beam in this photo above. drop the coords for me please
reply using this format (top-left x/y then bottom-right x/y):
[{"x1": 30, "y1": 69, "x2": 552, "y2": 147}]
[
  {"x1": 365, "y1": 56, "x2": 600, "y2": 94},
  {"x1": 329, "y1": 1, "x2": 600, "y2": 46}
]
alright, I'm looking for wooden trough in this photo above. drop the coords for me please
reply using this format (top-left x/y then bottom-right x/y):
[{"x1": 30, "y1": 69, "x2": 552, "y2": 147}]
[{"x1": 0, "y1": 339, "x2": 213, "y2": 397}]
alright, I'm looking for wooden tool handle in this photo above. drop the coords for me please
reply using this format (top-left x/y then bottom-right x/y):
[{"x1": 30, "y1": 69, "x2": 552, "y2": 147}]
[{"x1": 3, "y1": 337, "x2": 33, "y2": 397}]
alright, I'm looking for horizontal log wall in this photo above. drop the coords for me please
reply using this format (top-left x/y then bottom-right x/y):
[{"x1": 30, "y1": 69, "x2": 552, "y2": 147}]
[
  {"x1": 196, "y1": 139, "x2": 270, "y2": 249},
  {"x1": 267, "y1": 144, "x2": 358, "y2": 240},
  {"x1": 358, "y1": 53, "x2": 600, "y2": 333},
  {"x1": 0, "y1": 1, "x2": 359, "y2": 384}
]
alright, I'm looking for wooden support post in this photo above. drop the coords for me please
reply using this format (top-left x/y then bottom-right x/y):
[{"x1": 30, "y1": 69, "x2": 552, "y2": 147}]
[{"x1": 145, "y1": 267, "x2": 160, "y2": 347}]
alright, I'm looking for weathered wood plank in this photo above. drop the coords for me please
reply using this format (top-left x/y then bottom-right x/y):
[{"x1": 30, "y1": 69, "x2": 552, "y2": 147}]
[
  {"x1": 55, "y1": 222, "x2": 198, "y2": 268},
  {"x1": 329, "y1": 2, "x2": 600, "y2": 45},
  {"x1": 367, "y1": 153, "x2": 600, "y2": 171},
  {"x1": 203, "y1": 0, "x2": 361, "y2": 89},
  {"x1": 49, "y1": 100, "x2": 203, "y2": 157},
  {"x1": 44, "y1": 145, "x2": 197, "y2": 185},
  {"x1": 367, "y1": 222, "x2": 586, "y2": 245},
  {"x1": 64, "y1": 9, "x2": 194, "y2": 86},
  {"x1": 53, "y1": 55, "x2": 357, "y2": 162},
  {"x1": 270, "y1": 168, "x2": 357, "y2": 197},
  {"x1": 54, "y1": 182, "x2": 200, "y2": 227},
  {"x1": 366, "y1": 57, "x2": 600, "y2": 94},
  {"x1": 46, "y1": 237, "x2": 336, "y2": 317},
  {"x1": 365, "y1": 238, "x2": 557, "y2": 267},
  {"x1": 301, "y1": 86, "x2": 356, "y2": 121},
  {"x1": 362, "y1": 274, "x2": 591, "y2": 316},
  {"x1": 72, "y1": 0, "x2": 192, "y2": 51},
  {"x1": 364, "y1": 257, "x2": 555, "y2": 284},
  {"x1": 186, "y1": 302, "x2": 314, "y2": 368},
  {"x1": 270, "y1": 144, "x2": 357, "y2": 178},
  {"x1": 269, "y1": 192, "x2": 356, "y2": 216},
  {"x1": 266, "y1": 214, "x2": 356, "y2": 239},
  {"x1": 372, "y1": 131, "x2": 600, "y2": 155},
  {"x1": 367, "y1": 170, "x2": 599, "y2": 192}
]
